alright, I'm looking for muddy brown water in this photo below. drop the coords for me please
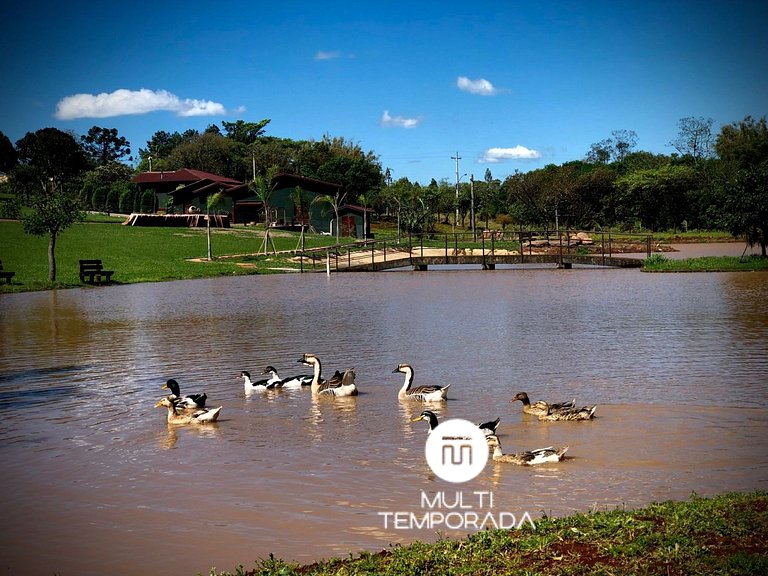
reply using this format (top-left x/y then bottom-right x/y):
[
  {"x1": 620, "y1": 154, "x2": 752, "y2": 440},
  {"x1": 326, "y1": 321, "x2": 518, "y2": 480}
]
[{"x1": 1, "y1": 244, "x2": 766, "y2": 575}]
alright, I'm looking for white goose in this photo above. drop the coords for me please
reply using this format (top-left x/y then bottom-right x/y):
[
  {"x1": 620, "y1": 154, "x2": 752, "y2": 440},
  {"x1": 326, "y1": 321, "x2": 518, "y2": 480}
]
[
  {"x1": 240, "y1": 370, "x2": 281, "y2": 394},
  {"x1": 393, "y1": 363, "x2": 450, "y2": 401},
  {"x1": 262, "y1": 365, "x2": 314, "y2": 389},
  {"x1": 298, "y1": 353, "x2": 358, "y2": 397}
]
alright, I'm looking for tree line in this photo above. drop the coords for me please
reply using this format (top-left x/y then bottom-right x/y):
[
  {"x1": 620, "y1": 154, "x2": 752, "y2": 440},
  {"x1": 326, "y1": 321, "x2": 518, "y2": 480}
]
[
  {"x1": 0, "y1": 114, "x2": 766, "y2": 282},
  {"x1": 372, "y1": 117, "x2": 767, "y2": 257}
]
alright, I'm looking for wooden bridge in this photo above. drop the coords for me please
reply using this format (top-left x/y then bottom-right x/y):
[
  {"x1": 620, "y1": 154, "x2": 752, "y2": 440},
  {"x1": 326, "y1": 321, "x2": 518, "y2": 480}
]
[{"x1": 296, "y1": 231, "x2": 649, "y2": 273}]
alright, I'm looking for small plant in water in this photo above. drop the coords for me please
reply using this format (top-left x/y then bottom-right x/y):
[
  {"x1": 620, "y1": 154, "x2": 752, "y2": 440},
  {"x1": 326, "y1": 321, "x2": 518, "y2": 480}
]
[{"x1": 644, "y1": 253, "x2": 668, "y2": 267}]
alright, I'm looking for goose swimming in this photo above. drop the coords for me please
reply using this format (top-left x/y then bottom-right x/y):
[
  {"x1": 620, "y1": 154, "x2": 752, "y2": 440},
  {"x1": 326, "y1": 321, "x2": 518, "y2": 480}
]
[
  {"x1": 510, "y1": 391, "x2": 575, "y2": 417},
  {"x1": 155, "y1": 397, "x2": 222, "y2": 424},
  {"x1": 411, "y1": 409, "x2": 500, "y2": 436},
  {"x1": 162, "y1": 378, "x2": 207, "y2": 409},
  {"x1": 298, "y1": 353, "x2": 358, "y2": 397},
  {"x1": 393, "y1": 363, "x2": 450, "y2": 401},
  {"x1": 486, "y1": 434, "x2": 568, "y2": 465}
]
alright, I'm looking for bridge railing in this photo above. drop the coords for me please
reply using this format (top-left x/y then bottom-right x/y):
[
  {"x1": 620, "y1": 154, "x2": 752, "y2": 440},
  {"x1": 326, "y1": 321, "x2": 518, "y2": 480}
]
[{"x1": 296, "y1": 229, "x2": 653, "y2": 272}]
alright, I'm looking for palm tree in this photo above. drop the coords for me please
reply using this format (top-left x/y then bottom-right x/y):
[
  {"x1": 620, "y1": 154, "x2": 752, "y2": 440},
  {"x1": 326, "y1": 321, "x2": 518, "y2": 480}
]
[
  {"x1": 250, "y1": 166, "x2": 280, "y2": 254},
  {"x1": 312, "y1": 190, "x2": 346, "y2": 244},
  {"x1": 205, "y1": 190, "x2": 226, "y2": 261}
]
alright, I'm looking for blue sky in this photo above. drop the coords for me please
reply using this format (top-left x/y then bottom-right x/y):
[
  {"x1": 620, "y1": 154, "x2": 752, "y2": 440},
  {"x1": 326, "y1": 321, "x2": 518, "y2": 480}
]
[{"x1": 2, "y1": 1, "x2": 766, "y2": 185}]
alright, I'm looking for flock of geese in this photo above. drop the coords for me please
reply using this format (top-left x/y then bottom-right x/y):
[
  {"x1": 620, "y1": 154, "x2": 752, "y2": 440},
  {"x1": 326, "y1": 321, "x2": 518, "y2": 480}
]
[{"x1": 155, "y1": 353, "x2": 597, "y2": 466}]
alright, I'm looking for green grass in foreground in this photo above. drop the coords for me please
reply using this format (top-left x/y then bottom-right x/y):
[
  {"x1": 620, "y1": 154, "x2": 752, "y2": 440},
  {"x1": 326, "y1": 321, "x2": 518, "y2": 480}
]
[
  {"x1": 642, "y1": 253, "x2": 768, "y2": 272},
  {"x1": 208, "y1": 491, "x2": 768, "y2": 576}
]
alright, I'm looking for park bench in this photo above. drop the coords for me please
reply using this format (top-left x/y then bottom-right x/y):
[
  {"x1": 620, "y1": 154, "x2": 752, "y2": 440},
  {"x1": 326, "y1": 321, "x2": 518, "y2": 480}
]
[
  {"x1": 0, "y1": 260, "x2": 15, "y2": 284},
  {"x1": 79, "y1": 259, "x2": 114, "y2": 285}
]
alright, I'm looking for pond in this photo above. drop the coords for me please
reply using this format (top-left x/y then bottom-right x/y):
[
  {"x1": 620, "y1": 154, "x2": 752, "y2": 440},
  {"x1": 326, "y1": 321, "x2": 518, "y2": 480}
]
[{"x1": 1, "y1": 244, "x2": 766, "y2": 575}]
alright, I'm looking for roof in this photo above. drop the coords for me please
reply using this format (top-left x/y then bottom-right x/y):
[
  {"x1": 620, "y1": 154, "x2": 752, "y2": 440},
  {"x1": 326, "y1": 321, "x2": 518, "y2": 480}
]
[
  {"x1": 132, "y1": 169, "x2": 241, "y2": 185},
  {"x1": 339, "y1": 203, "x2": 372, "y2": 214},
  {"x1": 169, "y1": 179, "x2": 250, "y2": 202},
  {"x1": 272, "y1": 173, "x2": 342, "y2": 195}
]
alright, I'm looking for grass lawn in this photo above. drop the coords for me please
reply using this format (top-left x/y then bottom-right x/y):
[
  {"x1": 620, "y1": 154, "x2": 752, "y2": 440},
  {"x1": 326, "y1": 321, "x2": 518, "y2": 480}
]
[
  {"x1": 642, "y1": 253, "x2": 768, "y2": 272},
  {"x1": 210, "y1": 491, "x2": 767, "y2": 576},
  {"x1": 0, "y1": 218, "x2": 351, "y2": 292}
]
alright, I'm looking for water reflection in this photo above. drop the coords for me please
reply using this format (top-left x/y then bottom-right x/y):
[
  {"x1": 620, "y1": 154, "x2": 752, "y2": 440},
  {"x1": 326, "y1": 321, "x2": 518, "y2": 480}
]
[{"x1": 0, "y1": 260, "x2": 767, "y2": 576}]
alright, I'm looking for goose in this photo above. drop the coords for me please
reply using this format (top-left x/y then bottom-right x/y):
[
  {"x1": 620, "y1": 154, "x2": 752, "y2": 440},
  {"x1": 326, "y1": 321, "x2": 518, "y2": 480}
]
[
  {"x1": 240, "y1": 370, "x2": 281, "y2": 394},
  {"x1": 510, "y1": 391, "x2": 575, "y2": 417},
  {"x1": 393, "y1": 363, "x2": 450, "y2": 401},
  {"x1": 298, "y1": 353, "x2": 358, "y2": 397},
  {"x1": 538, "y1": 403, "x2": 597, "y2": 421},
  {"x1": 155, "y1": 397, "x2": 222, "y2": 424},
  {"x1": 486, "y1": 434, "x2": 568, "y2": 465},
  {"x1": 261, "y1": 366, "x2": 314, "y2": 389},
  {"x1": 162, "y1": 378, "x2": 207, "y2": 409},
  {"x1": 411, "y1": 409, "x2": 500, "y2": 436}
]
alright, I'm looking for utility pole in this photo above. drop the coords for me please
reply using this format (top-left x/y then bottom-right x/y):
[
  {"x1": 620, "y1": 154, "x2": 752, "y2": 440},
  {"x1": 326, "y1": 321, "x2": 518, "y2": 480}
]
[
  {"x1": 470, "y1": 174, "x2": 475, "y2": 241},
  {"x1": 451, "y1": 152, "x2": 461, "y2": 230}
]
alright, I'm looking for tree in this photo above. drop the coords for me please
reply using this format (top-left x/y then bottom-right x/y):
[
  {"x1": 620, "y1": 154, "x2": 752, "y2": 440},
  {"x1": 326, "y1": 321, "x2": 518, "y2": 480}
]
[
  {"x1": 721, "y1": 163, "x2": 768, "y2": 256},
  {"x1": 80, "y1": 126, "x2": 131, "y2": 166},
  {"x1": 585, "y1": 130, "x2": 638, "y2": 164},
  {"x1": 312, "y1": 190, "x2": 347, "y2": 244},
  {"x1": 11, "y1": 128, "x2": 89, "y2": 281},
  {"x1": 205, "y1": 191, "x2": 227, "y2": 261},
  {"x1": 165, "y1": 132, "x2": 241, "y2": 177},
  {"x1": 716, "y1": 115, "x2": 768, "y2": 170},
  {"x1": 80, "y1": 162, "x2": 135, "y2": 212},
  {"x1": 221, "y1": 119, "x2": 271, "y2": 145},
  {"x1": 614, "y1": 165, "x2": 698, "y2": 231},
  {"x1": 669, "y1": 117, "x2": 714, "y2": 162},
  {"x1": 0, "y1": 130, "x2": 18, "y2": 172},
  {"x1": 612, "y1": 129, "x2": 638, "y2": 163},
  {"x1": 137, "y1": 129, "x2": 199, "y2": 172},
  {"x1": 249, "y1": 166, "x2": 280, "y2": 254},
  {"x1": 716, "y1": 115, "x2": 768, "y2": 255}
]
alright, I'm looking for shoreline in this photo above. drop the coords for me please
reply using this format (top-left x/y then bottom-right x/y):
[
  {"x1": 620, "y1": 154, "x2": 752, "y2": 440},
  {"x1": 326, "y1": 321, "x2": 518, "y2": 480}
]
[{"x1": 209, "y1": 491, "x2": 768, "y2": 576}]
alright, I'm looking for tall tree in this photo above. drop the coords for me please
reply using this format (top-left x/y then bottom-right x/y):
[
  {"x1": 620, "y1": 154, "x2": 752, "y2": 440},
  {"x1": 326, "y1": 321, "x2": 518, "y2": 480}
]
[
  {"x1": 221, "y1": 119, "x2": 271, "y2": 145},
  {"x1": 716, "y1": 115, "x2": 768, "y2": 169},
  {"x1": 716, "y1": 115, "x2": 768, "y2": 255},
  {"x1": 80, "y1": 126, "x2": 131, "y2": 166},
  {"x1": 585, "y1": 130, "x2": 638, "y2": 164},
  {"x1": 0, "y1": 130, "x2": 18, "y2": 172},
  {"x1": 165, "y1": 132, "x2": 241, "y2": 177},
  {"x1": 11, "y1": 128, "x2": 89, "y2": 281},
  {"x1": 669, "y1": 117, "x2": 714, "y2": 161}
]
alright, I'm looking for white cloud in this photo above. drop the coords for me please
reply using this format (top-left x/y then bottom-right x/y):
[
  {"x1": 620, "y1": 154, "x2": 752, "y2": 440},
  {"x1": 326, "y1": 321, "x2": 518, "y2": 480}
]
[
  {"x1": 54, "y1": 88, "x2": 230, "y2": 119},
  {"x1": 314, "y1": 50, "x2": 342, "y2": 60},
  {"x1": 457, "y1": 76, "x2": 499, "y2": 96},
  {"x1": 480, "y1": 146, "x2": 541, "y2": 163},
  {"x1": 380, "y1": 110, "x2": 421, "y2": 129}
]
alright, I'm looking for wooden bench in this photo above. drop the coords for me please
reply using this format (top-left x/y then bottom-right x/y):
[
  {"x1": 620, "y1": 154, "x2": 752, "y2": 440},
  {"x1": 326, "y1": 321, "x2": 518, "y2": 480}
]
[
  {"x1": 0, "y1": 260, "x2": 15, "y2": 284},
  {"x1": 79, "y1": 259, "x2": 114, "y2": 285}
]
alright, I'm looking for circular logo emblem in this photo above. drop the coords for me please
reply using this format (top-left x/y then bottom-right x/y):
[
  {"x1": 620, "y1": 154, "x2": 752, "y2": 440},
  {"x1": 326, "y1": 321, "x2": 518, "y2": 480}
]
[{"x1": 424, "y1": 418, "x2": 488, "y2": 483}]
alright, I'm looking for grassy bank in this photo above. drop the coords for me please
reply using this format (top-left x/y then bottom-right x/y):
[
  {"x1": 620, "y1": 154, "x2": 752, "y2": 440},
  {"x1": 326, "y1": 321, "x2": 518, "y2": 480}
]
[
  {"x1": 2, "y1": 218, "x2": 763, "y2": 293},
  {"x1": 642, "y1": 253, "x2": 768, "y2": 272},
  {"x1": 0, "y1": 218, "x2": 348, "y2": 292},
  {"x1": 209, "y1": 491, "x2": 767, "y2": 576}
]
